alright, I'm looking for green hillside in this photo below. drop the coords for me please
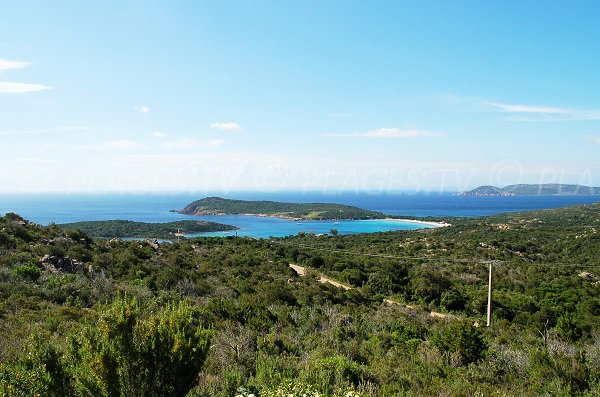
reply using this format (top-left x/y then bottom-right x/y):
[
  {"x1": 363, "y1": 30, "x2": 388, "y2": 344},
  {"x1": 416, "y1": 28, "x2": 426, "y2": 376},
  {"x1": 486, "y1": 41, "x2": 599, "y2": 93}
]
[
  {"x1": 1, "y1": 203, "x2": 600, "y2": 396},
  {"x1": 178, "y1": 196, "x2": 386, "y2": 220},
  {"x1": 59, "y1": 219, "x2": 238, "y2": 239}
]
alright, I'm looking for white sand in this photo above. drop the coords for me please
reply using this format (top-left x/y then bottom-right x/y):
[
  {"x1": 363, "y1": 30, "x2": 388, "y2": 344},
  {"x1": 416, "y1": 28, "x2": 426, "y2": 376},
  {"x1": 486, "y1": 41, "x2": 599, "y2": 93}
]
[{"x1": 383, "y1": 218, "x2": 450, "y2": 228}]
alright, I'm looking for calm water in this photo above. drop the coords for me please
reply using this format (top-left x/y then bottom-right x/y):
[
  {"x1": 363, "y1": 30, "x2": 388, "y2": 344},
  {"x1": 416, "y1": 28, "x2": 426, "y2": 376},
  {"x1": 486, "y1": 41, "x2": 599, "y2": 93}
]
[{"x1": 0, "y1": 192, "x2": 598, "y2": 238}]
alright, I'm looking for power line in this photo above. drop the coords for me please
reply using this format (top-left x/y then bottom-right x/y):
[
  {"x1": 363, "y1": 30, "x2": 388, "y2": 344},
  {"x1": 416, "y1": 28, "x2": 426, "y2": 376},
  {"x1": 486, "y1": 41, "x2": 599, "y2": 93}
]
[{"x1": 272, "y1": 239, "x2": 600, "y2": 328}]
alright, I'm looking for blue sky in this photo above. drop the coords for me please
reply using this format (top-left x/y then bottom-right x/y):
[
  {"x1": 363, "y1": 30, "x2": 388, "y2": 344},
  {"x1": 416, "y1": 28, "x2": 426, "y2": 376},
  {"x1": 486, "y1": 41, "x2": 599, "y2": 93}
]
[{"x1": 1, "y1": 1, "x2": 600, "y2": 193}]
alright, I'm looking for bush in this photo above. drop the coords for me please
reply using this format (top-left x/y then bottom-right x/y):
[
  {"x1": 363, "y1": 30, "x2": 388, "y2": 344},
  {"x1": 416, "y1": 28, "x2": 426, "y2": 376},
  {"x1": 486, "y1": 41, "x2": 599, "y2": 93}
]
[
  {"x1": 299, "y1": 356, "x2": 365, "y2": 395},
  {"x1": 0, "y1": 363, "x2": 51, "y2": 397},
  {"x1": 12, "y1": 263, "x2": 41, "y2": 281},
  {"x1": 555, "y1": 313, "x2": 585, "y2": 342},
  {"x1": 65, "y1": 297, "x2": 212, "y2": 397},
  {"x1": 432, "y1": 320, "x2": 487, "y2": 365},
  {"x1": 255, "y1": 379, "x2": 365, "y2": 397}
]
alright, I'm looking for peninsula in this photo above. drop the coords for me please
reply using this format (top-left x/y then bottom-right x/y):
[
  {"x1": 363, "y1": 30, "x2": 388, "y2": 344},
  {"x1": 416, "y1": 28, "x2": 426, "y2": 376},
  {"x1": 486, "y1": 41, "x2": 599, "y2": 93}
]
[
  {"x1": 458, "y1": 183, "x2": 600, "y2": 196},
  {"x1": 58, "y1": 220, "x2": 238, "y2": 239},
  {"x1": 176, "y1": 196, "x2": 386, "y2": 220}
]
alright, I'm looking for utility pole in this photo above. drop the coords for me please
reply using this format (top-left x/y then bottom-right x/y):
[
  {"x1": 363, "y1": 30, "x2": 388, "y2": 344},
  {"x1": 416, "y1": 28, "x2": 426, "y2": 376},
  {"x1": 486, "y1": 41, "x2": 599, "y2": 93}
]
[{"x1": 487, "y1": 261, "x2": 493, "y2": 327}]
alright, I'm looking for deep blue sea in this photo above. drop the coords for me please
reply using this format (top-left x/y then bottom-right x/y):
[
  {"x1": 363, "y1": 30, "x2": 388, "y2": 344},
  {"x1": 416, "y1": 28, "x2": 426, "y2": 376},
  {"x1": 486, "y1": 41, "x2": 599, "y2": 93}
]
[{"x1": 0, "y1": 192, "x2": 598, "y2": 238}]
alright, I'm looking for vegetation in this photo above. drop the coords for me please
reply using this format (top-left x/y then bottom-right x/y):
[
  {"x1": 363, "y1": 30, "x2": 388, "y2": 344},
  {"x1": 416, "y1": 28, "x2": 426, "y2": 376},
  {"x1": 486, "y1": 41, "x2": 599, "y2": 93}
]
[
  {"x1": 58, "y1": 220, "x2": 238, "y2": 239},
  {"x1": 460, "y1": 183, "x2": 600, "y2": 196},
  {"x1": 1, "y1": 202, "x2": 600, "y2": 395},
  {"x1": 178, "y1": 197, "x2": 386, "y2": 220}
]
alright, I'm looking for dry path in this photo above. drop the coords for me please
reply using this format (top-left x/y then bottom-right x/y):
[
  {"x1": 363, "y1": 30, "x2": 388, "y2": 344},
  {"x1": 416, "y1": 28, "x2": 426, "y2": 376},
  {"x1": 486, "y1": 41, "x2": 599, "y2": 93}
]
[
  {"x1": 383, "y1": 297, "x2": 454, "y2": 319},
  {"x1": 289, "y1": 263, "x2": 454, "y2": 319},
  {"x1": 289, "y1": 263, "x2": 353, "y2": 290}
]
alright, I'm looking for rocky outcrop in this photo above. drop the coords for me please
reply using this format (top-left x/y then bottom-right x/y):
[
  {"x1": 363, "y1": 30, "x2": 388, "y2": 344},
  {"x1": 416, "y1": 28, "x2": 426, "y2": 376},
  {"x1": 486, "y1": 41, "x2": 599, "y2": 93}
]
[{"x1": 41, "y1": 254, "x2": 85, "y2": 274}]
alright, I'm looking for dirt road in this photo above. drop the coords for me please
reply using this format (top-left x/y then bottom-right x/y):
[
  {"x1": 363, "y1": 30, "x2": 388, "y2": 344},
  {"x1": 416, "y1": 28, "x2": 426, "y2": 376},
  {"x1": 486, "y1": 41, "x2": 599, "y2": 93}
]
[
  {"x1": 289, "y1": 263, "x2": 453, "y2": 319},
  {"x1": 289, "y1": 263, "x2": 353, "y2": 290}
]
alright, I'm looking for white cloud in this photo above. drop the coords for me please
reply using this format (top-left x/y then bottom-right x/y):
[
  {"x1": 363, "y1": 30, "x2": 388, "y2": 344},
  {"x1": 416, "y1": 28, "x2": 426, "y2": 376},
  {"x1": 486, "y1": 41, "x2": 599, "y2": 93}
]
[
  {"x1": 0, "y1": 59, "x2": 51, "y2": 94},
  {"x1": 486, "y1": 102, "x2": 571, "y2": 114},
  {"x1": 0, "y1": 58, "x2": 31, "y2": 72},
  {"x1": 327, "y1": 127, "x2": 442, "y2": 138},
  {"x1": 163, "y1": 138, "x2": 224, "y2": 149},
  {"x1": 210, "y1": 121, "x2": 242, "y2": 131},
  {"x1": 134, "y1": 105, "x2": 150, "y2": 113},
  {"x1": 485, "y1": 101, "x2": 600, "y2": 121},
  {"x1": 0, "y1": 81, "x2": 51, "y2": 94},
  {"x1": 150, "y1": 131, "x2": 165, "y2": 138}
]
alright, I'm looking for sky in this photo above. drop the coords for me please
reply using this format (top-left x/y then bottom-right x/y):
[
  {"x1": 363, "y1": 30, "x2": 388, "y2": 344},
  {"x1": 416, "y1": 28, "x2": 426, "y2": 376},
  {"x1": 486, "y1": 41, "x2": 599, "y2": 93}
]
[{"x1": 1, "y1": 0, "x2": 600, "y2": 193}]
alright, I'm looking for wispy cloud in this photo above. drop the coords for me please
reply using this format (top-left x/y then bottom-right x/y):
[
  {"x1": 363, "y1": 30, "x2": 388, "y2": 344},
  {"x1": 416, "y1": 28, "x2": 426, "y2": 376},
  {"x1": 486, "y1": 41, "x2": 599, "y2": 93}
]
[
  {"x1": 0, "y1": 58, "x2": 51, "y2": 94},
  {"x1": 327, "y1": 127, "x2": 442, "y2": 138},
  {"x1": 485, "y1": 101, "x2": 600, "y2": 121},
  {"x1": 149, "y1": 131, "x2": 165, "y2": 138},
  {"x1": 163, "y1": 138, "x2": 224, "y2": 149},
  {"x1": 584, "y1": 135, "x2": 600, "y2": 145},
  {"x1": 0, "y1": 81, "x2": 51, "y2": 94},
  {"x1": 210, "y1": 121, "x2": 242, "y2": 132},
  {"x1": 134, "y1": 105, "x2": 150, "y2": 113},
  {"x1": 0, "y1": 58, "x2": 31, "y2": 72}
]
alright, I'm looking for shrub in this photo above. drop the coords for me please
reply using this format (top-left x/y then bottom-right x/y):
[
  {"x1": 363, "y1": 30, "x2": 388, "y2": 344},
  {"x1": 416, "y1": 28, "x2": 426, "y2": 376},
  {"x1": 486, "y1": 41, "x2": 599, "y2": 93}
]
[
  {"x1": 0, "y1": 363, "x2": 51, "y2": 397},
  {"x1": 432, "y1": 320, "x2": 487, "y2": 365},
  {"x1": 65, "y1": 297, "x2": 212, "y2": 397},
  {"x1": 12, "y1": 263, "x2": 41, "y2": 281}
]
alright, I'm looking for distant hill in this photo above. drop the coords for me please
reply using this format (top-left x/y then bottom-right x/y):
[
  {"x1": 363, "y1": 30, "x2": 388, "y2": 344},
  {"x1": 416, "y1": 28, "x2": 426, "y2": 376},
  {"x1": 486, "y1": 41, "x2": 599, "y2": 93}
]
[
  {"x1": 177, "y1": 196, "x2": 386, "y2": 220},
  {"x1": 59, "y1": 219, "x2": 238, "y2": 239},
  {"x1": 459, "y1": 184, "x2": 600, "y2": 196},
  {"x1": 457, "y1": 185, "x2": 515, "y2": 196}
]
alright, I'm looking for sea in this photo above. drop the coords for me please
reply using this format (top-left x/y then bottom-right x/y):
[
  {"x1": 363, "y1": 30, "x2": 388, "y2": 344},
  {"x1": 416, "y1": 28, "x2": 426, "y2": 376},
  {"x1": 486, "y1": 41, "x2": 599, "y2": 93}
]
[{"x1": 0, "y1": 192, "x2": 598, "y2": 238}]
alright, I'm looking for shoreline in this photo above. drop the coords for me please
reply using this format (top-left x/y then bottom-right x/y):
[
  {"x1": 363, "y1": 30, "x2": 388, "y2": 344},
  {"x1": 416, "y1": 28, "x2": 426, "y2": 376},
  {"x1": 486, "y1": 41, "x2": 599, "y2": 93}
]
[
  {"x1": 383, "y1": 218, "x2": 450, "y2": 228},
  {"x1": 183, "y1": 211, "x2": 450, "y2": 228}
]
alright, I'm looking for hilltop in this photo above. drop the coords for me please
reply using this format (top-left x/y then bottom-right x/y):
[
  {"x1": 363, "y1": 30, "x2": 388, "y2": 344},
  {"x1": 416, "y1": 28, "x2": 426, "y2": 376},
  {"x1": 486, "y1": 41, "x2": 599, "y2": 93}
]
[
  {"x1": 58, "y1": 219, "x2": 238, "y2": 239},
  {"x1": 457, "y1": 185, "x2": 515, "y2": 196},
  {"x1": 177, "y1": 196, "x2": 386, "y2": 220},
  {"x1": 459, "y1": 183, "x2": 600, "y2": 196}
]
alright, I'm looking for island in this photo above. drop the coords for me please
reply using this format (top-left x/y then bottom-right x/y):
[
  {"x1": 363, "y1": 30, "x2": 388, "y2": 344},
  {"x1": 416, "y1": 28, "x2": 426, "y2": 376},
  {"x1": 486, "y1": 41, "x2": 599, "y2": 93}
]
[
  {"x1": 458, "y1": 183, "x2": 600, "y2": 196},
  {"x1": 58, "y1": 220, "x2": 238, "y2": 239},
  {"x1": 176, "y1": 196, "x2": 387, "y2": 220}
]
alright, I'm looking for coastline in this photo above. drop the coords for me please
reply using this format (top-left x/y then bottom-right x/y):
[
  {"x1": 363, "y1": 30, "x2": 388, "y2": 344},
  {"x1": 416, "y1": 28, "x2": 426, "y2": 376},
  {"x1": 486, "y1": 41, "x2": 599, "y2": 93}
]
[
  {"x1": 383, "y1": 218, "x2": 450, "y2": 228},
  {"x1": 181, "y1": 210, "x2": 449, "y2": 228},
  {"x1": 182, "y1": 211, "x2": 384, "y2": 222}
]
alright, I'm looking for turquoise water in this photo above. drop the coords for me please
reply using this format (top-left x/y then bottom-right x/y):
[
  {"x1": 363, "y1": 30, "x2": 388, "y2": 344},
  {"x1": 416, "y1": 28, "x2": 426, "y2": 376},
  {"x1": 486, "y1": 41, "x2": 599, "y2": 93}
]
[
  {"x1": 185, "y1": 215, "x2": 428, "y2": 238},
  {"x1": 0, "y1": 192, "x2": 598, "y2": 238}
]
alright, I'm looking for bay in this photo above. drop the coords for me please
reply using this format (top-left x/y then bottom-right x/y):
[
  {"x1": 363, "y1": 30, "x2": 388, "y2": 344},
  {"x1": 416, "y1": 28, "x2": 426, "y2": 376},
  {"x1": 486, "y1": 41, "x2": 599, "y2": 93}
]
[{"x1": 0, "y1": 192, "x2": 598, "y2": 238}]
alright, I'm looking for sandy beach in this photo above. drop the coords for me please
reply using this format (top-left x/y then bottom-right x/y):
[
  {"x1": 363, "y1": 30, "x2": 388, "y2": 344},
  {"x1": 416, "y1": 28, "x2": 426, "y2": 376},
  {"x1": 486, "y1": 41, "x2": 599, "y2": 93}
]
[{"x1": 384, "y1": 218, "x2": 451, "y2": 228}]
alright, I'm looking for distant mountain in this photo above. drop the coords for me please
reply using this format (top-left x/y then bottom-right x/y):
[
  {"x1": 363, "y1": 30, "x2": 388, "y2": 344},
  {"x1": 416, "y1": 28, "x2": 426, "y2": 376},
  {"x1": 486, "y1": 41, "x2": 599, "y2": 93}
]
[
  {"x1": 177, "y1": 196, "x2": 386, "y2": 220},
  {"x1": 459, "y1": 184, "x2": 600, "y2": 196},
  {"x1": 457, "y1": 185, "x2": 515, "y2": 197}
]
